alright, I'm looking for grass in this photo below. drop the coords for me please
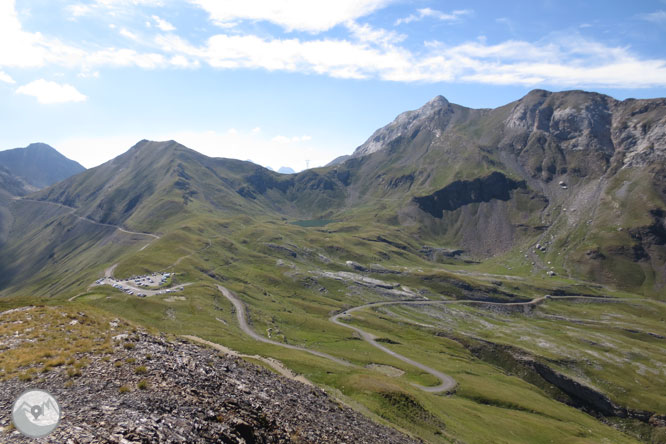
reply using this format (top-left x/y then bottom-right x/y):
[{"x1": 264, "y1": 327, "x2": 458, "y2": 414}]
[
  {"x1": 290, "y1": 219, "x2": 336, "y2": 227},
  {"x1": 0, "y1": 305, "x2": 128, "y2": 381},
  {"x1": 1, "y1": 210, "x2": 660, "y2": 443}
]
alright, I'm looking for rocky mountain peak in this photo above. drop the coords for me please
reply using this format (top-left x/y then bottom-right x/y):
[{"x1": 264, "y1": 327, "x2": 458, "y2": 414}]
[
  {"x1": 424, "y1": 94, "x2": 449, "y2": 108},
  {"x1": 352, "y1": 94, "x2": 455, "y2": 158}
]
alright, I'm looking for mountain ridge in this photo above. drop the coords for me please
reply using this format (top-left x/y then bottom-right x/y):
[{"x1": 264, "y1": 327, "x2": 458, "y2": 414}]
[
  {"x1": 4, "y1": 88, "x2": 666, "y2": 296},
  {"x1": 0, "y1": 143, "x2": 85, "y2": 189}
]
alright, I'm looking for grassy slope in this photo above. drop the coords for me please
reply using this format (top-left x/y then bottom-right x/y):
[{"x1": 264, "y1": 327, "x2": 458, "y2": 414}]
[{"x1": 2, "y1": 211, "x2": 654, "y2": 443}]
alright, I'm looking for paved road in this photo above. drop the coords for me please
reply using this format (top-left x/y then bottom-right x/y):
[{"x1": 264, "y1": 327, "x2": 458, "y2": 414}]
[
  {"x1": 220, "y1": 285, "x2": 558, "y2": 394},
  {"x1": 221, "y1": 290, "x2": 625, "y2": 394},
  {"x1": 327, "y1": 297, "x2": 548, "y2": 394},
  {"x1": 330, "y1": 304, "x2": 457, "y2": 393},
  {"x1": 218, "y1": 285, "x2": 352, "y2": 367}
]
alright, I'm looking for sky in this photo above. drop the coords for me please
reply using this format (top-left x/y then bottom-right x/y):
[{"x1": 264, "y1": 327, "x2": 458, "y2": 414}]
[{"x1": 1, "y1": 0, "x2": 666, "y2": 171}]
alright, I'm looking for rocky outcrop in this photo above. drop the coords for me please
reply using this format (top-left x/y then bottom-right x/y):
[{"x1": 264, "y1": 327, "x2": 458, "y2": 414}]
[
  {"x1": 351, "y1": 96, "x2": 477, "y2": 158},
  {"x1": 0, "y1": 331, "x2": 420, "y2": 444}
]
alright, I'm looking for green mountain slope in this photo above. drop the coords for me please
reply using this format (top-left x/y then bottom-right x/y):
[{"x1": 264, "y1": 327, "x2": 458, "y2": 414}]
[
  {"x1": 1, "y1": 90, "x2": 666, "y2": 444},
  {"x1": 33, "y1": 139, "x2": 349, "y2": 232},
  {"x1": 4, "y1": 90, "x2": 665, "y2": 296},
  {"x1": 319, "y1": 90, "x2": 666, "y2": 295},
  {"x1": 0, "y1": 143, "x2": 85, "y2": 188}
]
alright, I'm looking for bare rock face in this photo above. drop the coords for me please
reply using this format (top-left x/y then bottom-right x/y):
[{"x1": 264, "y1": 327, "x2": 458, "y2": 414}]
[
  {"x1": 352, "y1": 96, "x2": 455, "y2": 158},
  {"x1": 0, "y1": 332, "x2": 421, "y2": 444}
]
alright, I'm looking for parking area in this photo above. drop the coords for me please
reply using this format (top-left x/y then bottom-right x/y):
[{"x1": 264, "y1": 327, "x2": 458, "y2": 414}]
[{"x1": 93, "y1": 272, "x2": 188, "y2": 297}]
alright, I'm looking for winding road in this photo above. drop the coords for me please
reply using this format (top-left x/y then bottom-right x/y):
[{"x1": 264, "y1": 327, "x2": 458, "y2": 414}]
[
  {"x1": 219, "y1": 289, "x2": 645, "y2": 394},
  {"x1": 218, "y1": 285, "x2": 352, "y2": 367},
  {"x1": 330, "y1": 304, "x2": 456, "y2": 393},
  {"x1": 218, "y1": 286, "x2": 549, "y2": 393},
  {"x1": 26, "y1": 196, "x2": 657, "y2": 396}
]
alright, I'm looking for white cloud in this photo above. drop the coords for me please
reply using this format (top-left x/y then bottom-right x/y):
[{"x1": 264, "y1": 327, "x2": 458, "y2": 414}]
[
  {"x1": 3, "y1": 0, "x2": 666, "y2": 90},
  {"x1": 638, "y1": 10, "x2": 666, "y2": 24},
  {"x1": 271, "y1": 135, "x2": 290, "y2": 143},
  {"x1": 189, "y1": 0, "x2": 395, "y2": 32},
  {"x1": 119, "y1": 28, "x2": 138, "y2": 40},
  {"x1": 155, "y1": 33, "x2": 413, "y2": 80},
  {"x1": 151, "y1": 29, "x2": 666, "y2": 88},
  {"x1": 152, "y1": 15, "x2": 175, "y2": 32},
  {"x1": 0, "y1": 0, "x2": 52, "y2": 68},
  {"x1": 0, "y1": 71, "x2": 15, "y2": 84},
  {"x1": 16, "y1": 79, "x2": 87, "y2": 104},
  {"x1": 67, "y1": 4, "x2": 94, "y2": 17},
  {"x1": 345, "y1": 21, "x2": 406, "y2": 47},
  {"x1": 67, "y1": 0, "x2": 164, "y2": 17},
  {"x1": 395, "y1": 8, "x2": 472, "y2": 26}
]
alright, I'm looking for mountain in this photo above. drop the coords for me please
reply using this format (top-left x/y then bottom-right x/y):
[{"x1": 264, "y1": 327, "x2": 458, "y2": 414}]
[
  {"x1": 277, "y1": 166, "x2": 296, "y2": 174},
  {"x1": 2, "y1": 90, "x2": 666, "y2": 444},
  {"x1": 32, "y1": 140, "x2": 347, "y2": 232},
  {"x1": 324, "y1": 89, "x2": 666, "y2": 294},
  {"x1": 0, "y1": 139, "x2": 351, "y2": 295},
  {"x1": 0, "y1": 166, "x2": 38, "y2": 249},
  {"x1": 0, "y1": 143, "x2": 85, "y2": 189},
  {"x1": 4, "y1": 90, "x2": 665, "y2": 296}
]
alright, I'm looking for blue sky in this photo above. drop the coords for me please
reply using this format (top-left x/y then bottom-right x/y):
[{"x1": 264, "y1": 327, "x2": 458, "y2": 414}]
[{"x1": 2, "y1": 0, "x2": 666, "y2": 171}]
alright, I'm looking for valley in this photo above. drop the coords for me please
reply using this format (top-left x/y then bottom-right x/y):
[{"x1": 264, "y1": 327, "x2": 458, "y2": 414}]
[{"x1": 1, "y1": 90, "x2": 665, "y2": 443}]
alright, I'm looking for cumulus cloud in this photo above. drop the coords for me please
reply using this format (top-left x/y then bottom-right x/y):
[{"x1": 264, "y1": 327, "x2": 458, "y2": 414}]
[
  {"x1": 189, "y1": 0, "x2": 395, "y2": 32},
  {"x1": 3, "y1": 0, "x2": 666, "y2": 90},
  {"x1": 119, "y1": 28, "x2": 138, "y2": 40},
  {"x1": 0, "y1": 71, "x2": 15, "y2": 84},
  {"x1": 151, "y1": 29, "x2": 666, "y2": 88},
  {"x1": 165, "y1": 129, "x2": 333, "y2": 171},
  {"x1": 152, "y1": 15, "x2": 175, "y2": 31},
  {"x1": 395, "y1": 8, "x2": 472, "y2": 26},
  {"x1": 345, "y1": 21, "x2": 406, "y2": 47},
  {"x1": 16, "y1": 79, "x2": 87, "y2": 104}
]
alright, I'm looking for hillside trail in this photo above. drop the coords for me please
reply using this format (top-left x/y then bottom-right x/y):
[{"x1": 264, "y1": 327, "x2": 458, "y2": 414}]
[
  {"x1": 181, "y1": 335, "x2": 313, "y2": 386},
  {"x1": 16, "y1": 198, "x2": 160, "y2": 239}
]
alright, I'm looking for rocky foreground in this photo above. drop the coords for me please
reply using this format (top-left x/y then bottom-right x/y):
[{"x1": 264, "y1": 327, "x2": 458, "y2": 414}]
[{"x1": 0, "y1": 309, "x2": 419, "y2": 443}]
